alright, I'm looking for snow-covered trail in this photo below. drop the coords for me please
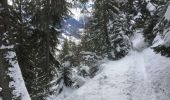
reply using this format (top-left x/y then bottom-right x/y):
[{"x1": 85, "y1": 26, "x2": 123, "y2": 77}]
[
  {"x1": 63, "y1": 48, "x2": 170, "y2": 100},
  {"x1": 54, "y1": 32, "x2": 170, "y2": 100},
  {"x1": 127, "y1": 51, "x2": 156, "y2": 100}
]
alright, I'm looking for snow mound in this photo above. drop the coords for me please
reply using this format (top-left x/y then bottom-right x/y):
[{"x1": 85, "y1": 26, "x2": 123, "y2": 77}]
[{"x1": 132, "y1": 29, "x2": 148, "y2": 51}]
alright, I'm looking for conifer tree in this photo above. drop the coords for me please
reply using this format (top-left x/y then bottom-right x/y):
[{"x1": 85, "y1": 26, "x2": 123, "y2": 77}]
[
  {"x1": 82, "y1": 0, "x2": 131, "y2": 59},
  {"x1": 153, "y1": 2, "x2": 170, "y2": 57},
  {"x1": 5, "y1": 0, "x2": 69, "y2": 99},
  {"x1": 0, "y1": 1, "x2": 13, "y2": 99}
]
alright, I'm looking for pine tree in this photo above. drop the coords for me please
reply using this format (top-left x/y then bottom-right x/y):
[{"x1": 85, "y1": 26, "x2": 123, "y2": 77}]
[
  {"x1": 109, "y1": 14, "x2": 132, "y2": 59},
  {"x1": 58, "y1": 39, "x2": 80, "y2": 89},
  {"x1": 59, "y1": 39, "x2": 70, "y2": 64},
  {"x1": 143, "y1": 0, "x2": 167, "y2": 45},
  {"x1": 5, "y1": 0, "x2": 69, "y2": 99},
  {"x1": 82, "y1": 0, "x2": 131, "y2": 59},
  {"x1": 153, "y1": 2, "x2": 170, "y2": 57},
  {"x1": 0, "y1": 1, "x2": 13, "y2": 99}
]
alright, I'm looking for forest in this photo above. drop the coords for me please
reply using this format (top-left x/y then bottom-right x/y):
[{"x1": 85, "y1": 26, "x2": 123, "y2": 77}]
[{"x1": 0, "y1": 0, "x2": 170, "y2": 100}]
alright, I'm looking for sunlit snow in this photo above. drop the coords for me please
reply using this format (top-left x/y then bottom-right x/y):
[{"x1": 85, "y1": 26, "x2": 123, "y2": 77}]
[{"x1": 165, "y1": 5, "x2": 170, "y2": 21}]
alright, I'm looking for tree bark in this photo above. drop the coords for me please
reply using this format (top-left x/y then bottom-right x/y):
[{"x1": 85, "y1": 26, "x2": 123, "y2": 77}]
[
  {"x1": 45, "y1": 0, "x2": 50, "y2": 69},
  {"x1": 103, "y1": 1, "x2": 111, "y2": 55},
  {"x1": 0, "y1": 1, "x2": 13, "y2": 99}
]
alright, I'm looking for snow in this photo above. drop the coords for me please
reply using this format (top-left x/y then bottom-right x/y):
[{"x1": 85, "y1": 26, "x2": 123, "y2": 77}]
[
  {"x1": 153, "y1": 4, "x2": 170, "y2": 47},
  {"x1": 62, "y1": 61, "x2": 71, "y2": 67},
  {"x1": 61, "y1": 33, "x2": 81, "y2": 44},
  {"x1": 48, "y1": 86, "x2": 76, "y2": 100},
  {"x1": 70, "y1": 8, "x2": 82, "y2": 21},
  {"x1": 0, "y1": 87, "x2": 2, "y2": 92},
  {"x1": 164, "y1": 4, "x2": 170, "y2": 21},
  {"x1": 8, "y1": 0, "x2": 13, "y2": 5},
  {"x1": 163, "y1": 30, "x2": 170, "y2": 47},
  {"x1": 5, "y1": 50, "x2": 31, "y2": 100},
  {"x1": 145, "y1": 0, "x2": 150, "y2": 2},
  {"x1": 64, "y1": 49, "x2": 170, "y2": 100},
  {"x1": 132, "y1": 29, "x2": 148, "y2": 51},
  {"x1": 152, "y1": 33, "x2": 164, "y2": 47},
  {"x1": 0, "y1": 45, "x2": 14, "y2": 49},
  {"x1": 51, "y1": 2, "x2": 170, "y2": 100},
  {"x1": 80, "y1": 65, "x2": 90, "y2": 74},
  {"x1": 52, "y1": 33, "x2": 170, "y2": 100},
  {"x1": 146, "y1": 2, "x2": 156, "y2": 16},
  {"x1": 47, "y1": 68, "x2": 86, "y2": 100},
  {"x1": 134, "y1": 12, "x2": 142, "y2": 20}
]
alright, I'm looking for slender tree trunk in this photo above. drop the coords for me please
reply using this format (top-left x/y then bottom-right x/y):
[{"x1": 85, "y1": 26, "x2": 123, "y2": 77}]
[
  {"x1": 103, "y1": 1, "x2": 111, "y2": 55},
  {"x1": 19, "y1": 0, "x2": 23, "y2": 42},
  {"x1": 45, "y1": 0, "x2": 50, "y2": 69}
]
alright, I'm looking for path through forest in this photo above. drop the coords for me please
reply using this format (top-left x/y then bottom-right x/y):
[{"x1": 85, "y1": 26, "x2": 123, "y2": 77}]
[{"x1": 56, "y1": 33, "x2": 170, "y2": 100}]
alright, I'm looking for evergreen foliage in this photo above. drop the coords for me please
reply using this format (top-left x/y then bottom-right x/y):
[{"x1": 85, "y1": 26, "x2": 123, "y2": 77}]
[
  {"x1": 82, "y1": 0, "x2": 131, "y2": 59},
  {"x1": 1, "y1": 0, "x2": 170, "y2": 99},
  {"x1": 152, "y1": 3, "x2": 170, "y2": 57},
  {"x1": 0, "y1": 0, "x2": 69, "y2": 99}
]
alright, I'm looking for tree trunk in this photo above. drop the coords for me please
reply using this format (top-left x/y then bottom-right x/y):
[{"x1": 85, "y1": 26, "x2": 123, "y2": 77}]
[
  {"x1": 103, "y1": 2, "x2": 111, "y2": 55},
  {"x1": 45, "y1": 0, "x2": 50, "y2": 69},
  {"x1": 0, "y1": 0, "x2": 13, "y2": 99},
  {"x1": 0, "y1": 51, "x2": 13, "y2": 100}
]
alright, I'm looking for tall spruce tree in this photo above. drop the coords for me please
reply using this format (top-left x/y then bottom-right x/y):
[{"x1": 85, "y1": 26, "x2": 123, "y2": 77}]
[
  {"x1": 5, "y1": 0, "x2": 69, "y2": 99},
  {"x1": 153, "y1": 2, "x2": 170, "y2": 57},
  {"x1": 82, "y1": 0, "x2": 131, "y2": 59},
  {"x1": 0, "y1": 0, "x2": 13, "y2": 99}
]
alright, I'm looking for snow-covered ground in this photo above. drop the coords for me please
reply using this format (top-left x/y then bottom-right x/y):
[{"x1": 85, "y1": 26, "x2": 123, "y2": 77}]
[
  {"x1": 63, "y1": 48, "x2": 170, "y2": 100},
  {"x1": 53, "y1": 2, "x2": 170, "y2": 100},
  {"x1": 53, "y1": 32, "x2": 170, "y2": 100}
]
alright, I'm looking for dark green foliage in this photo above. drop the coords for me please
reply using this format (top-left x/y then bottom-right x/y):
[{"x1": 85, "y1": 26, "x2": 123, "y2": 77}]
[
  {"x1": 151, "y1": 3, "x2": 170, "y2": 57},
  {"x1": 82, "y1": 0, "x2": 131, "y2": 60},
  {"x1": 59, "y1": 39, "x2": 70, "y2": 63},
  {"x1": 110, "y1": 32, "x2": 131, "y2": 60},
  {"x1": 63, "y1": 67, "x2": 74, "y2": 87},
  {"x1": 143, "y1": 2, "x2": 167, "y2": 45},
  {"x1": 82, "y1": 0, "x2": 115, "y2": 56},
  {"x1": 58, "y1": 39, "x2": 81, "y2": 88},
  {"x1": 2, "y1": 0, "x2": 69, "y2": 99},
  {"x1": 0, "y1": 1, "x2": 14, "y2": 99},
  {"x1": 153, "y1": 45, "x2": 170, "y2": 57}
]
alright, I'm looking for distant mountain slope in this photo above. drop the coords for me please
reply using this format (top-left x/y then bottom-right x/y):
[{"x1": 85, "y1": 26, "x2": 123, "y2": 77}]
[
  {"x1": 60, "y1": 16, "x2": 84, "y2": 39},
  {"x1": 59, "y1": 0, "x2": 93, "y2": 40}
]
